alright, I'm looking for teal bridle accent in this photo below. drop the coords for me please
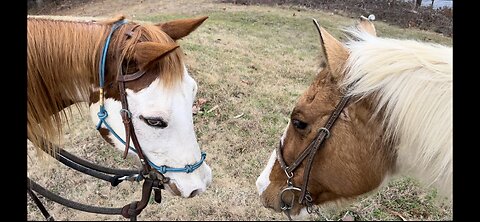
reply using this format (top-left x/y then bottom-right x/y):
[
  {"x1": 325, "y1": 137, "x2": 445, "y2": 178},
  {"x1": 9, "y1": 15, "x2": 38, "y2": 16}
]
[{"x1": 95, "y1": 19, "x2": 207, "y2": 175}]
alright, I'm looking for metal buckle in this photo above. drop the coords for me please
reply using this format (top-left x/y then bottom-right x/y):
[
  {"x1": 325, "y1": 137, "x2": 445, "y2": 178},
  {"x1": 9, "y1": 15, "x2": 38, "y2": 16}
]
[
  {"x1": 117, "y1": 174, "x2": 141, "y2": 182},
  {"x1": 284, "y1": 168, "x2": 295, "y2": 187},
  {"x1": 119, "y1": 108, "x2": 132, "y2": 119},
  {"x1": 284, "y1": 168, "x2": 293, "y2": 179},
  {"x1": 318, "y1": 127, "x2": 330, "y2": 138}
]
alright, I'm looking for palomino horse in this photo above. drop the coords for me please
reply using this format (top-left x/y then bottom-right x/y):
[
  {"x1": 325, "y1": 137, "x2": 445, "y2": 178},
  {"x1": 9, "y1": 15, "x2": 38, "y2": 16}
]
[
  {"x1": 27, "y1": 15, "x2": 212, "y2": 201},
  {"x1": 256, "y1": 18, "x2": 452, "y2": 219}
]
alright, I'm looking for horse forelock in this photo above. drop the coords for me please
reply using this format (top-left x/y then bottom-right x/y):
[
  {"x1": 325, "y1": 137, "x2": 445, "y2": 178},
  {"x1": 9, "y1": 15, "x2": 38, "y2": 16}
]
[
  {"x1": 342, "y1": 31, "x2": 452, "y2": 197},
  {"x1": 112, "y1": 23, "x2": 184, "y2": 92}
]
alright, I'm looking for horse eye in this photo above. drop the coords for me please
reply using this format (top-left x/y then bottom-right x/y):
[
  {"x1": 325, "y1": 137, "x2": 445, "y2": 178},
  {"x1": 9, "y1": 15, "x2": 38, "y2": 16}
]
[
  {"x1": 139, "y1": 115, "x2": 168, "y2": 128},
  {"x1": 292, "y1": 119, "x2": 307, "y2": 130}
]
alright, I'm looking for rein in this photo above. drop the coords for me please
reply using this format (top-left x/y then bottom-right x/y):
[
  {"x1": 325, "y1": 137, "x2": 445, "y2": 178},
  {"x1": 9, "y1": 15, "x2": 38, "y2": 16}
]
[
  {"x1": 28, "y1": 19, "x2": 206, "y2": 221},
  {"x1": 27, "y1": 139, "x2": 155, "y2": 221}
]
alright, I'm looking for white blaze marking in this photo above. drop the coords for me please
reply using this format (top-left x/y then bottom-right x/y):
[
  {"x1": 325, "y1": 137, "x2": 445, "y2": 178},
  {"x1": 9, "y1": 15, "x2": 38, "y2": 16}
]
[
  {"x1": 256, "y1": 149, "x2": 277, "y2": 195},
  {"x1": 89, "y1": 66, "x2": 212, "y2": 198},
  {"x1": 256, "y1": 123, "x2": 290, "y2": 195}
]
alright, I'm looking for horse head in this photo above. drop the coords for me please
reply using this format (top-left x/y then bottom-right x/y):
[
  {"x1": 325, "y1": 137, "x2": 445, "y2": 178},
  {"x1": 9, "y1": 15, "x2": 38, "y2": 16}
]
[
  {"x1": 256, "y1": 17, "x2": 452, "y2": 219},
  {"x1": 88, "y1": 16, "x2": 212, "y2": 198}
]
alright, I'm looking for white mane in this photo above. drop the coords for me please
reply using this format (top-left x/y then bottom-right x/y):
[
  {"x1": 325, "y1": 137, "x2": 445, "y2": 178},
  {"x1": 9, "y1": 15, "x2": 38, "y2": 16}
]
[{"x1": 341, "y1": 29, "x2": 452, "y2": 198}]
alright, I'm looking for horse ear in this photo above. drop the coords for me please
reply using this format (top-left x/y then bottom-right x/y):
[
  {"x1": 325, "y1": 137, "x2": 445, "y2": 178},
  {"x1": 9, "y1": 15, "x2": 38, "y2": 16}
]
[
  {"x1": 358, "y1": 16, "x2": 377, "y2": 36},
  {"x1": 312, "y1": 19, "x2": 349, "y2": 81},
  {"x1": 134, "y1": 42, "x2": 179, "y2": 70},
  {"x1": 157, "y1": 16, "x2": 208, "y2": 40}
]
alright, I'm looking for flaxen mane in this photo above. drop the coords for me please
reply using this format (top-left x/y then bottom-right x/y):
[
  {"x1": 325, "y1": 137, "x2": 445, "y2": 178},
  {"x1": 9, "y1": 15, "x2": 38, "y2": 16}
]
[
  {"x1": 27, "y1": 15, "x2": 184, "y2": 155},
  {"x1": 342, "y1": 29, "x2": 452, "y2": 197}
]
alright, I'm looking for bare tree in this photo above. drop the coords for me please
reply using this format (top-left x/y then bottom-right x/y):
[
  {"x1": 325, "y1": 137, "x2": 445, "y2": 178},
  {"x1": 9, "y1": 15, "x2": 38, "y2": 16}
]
[
  {"x1": 27, "y1": 0, "x2": 43, "y2": 9},
  {"x1": 387, "y1": 0, "x2": 396, "y2": 7},
  {"x1": 414, "y1": 0, "x2": 422, "y2": 9}
]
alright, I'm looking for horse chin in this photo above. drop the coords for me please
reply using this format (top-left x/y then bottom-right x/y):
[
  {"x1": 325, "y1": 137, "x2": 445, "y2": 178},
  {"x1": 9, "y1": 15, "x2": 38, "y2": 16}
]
[
  {"x1": 260, "y1": 192, "x2": 309, "y2": 218},
  {"x1": 270, "y1": 206, "x2": 311, "y2": 220},
  {"x1": 289, "y1": 208, "x2": 311, "y2": 220}
]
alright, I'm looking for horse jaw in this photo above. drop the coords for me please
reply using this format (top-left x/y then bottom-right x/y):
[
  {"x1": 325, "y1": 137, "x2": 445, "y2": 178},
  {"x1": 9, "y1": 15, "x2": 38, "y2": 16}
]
[{"x1": 89, "y1": 66, "x2": 212, "y2": 198}]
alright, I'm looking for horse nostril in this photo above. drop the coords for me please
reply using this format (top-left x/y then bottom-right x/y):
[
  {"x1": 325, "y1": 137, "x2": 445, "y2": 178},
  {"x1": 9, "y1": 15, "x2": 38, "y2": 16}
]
[{"x1": 188, "y1": 189, "x2": 201, "y2": 198}]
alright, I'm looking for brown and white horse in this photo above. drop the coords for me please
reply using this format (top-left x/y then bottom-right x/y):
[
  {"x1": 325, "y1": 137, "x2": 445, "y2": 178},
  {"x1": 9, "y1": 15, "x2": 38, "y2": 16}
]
[
  {"x1": 27, "y1": 15, "x2": 212, "y2": 198},
  {"x1": 256, "y1": 18, "x2": 452, "y2": 219}
]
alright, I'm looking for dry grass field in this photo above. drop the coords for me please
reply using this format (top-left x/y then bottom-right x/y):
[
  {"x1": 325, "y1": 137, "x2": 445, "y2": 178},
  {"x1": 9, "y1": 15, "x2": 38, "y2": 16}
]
[{"x1": 27, "y1": 0, "x2": 452, "y2": 220}]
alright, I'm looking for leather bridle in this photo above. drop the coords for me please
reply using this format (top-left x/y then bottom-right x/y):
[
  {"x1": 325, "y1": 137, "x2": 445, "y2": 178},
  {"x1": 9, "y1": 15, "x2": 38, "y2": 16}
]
[
  {"x1": 276, "y1": 93, "x2": 351, "y2": 219},
  {"x1": 275, "y1": 18, "x2": 356, "y2": 220},
  {"x1": 116, "y1": 23, "x2": 151, "y2": 173},
  {"x1": 96, "y1": 19, "x2": 208, "y2": 177},
  {"x1": 95, "y1": 20, "x2": 159, "y2": 180}
]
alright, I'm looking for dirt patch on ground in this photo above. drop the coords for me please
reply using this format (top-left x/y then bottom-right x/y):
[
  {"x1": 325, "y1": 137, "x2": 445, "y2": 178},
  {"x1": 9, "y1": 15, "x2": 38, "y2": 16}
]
[{"x1": 221, "y1": 0, "x2": 453, "y2": 37}]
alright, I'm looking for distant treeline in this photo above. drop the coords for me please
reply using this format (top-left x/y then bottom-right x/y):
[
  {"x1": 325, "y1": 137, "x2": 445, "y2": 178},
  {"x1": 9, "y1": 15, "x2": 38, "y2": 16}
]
[
  {"x1": 27, "y1": 0, "x2": 92, "y2": 11},
  {"x1": 221, "y1": 0, "x2": 452, "y2": 37}
]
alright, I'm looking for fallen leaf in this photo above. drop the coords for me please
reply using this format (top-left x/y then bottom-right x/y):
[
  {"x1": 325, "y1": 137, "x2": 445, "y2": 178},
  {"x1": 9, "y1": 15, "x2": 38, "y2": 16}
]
[
  {"x1": 197, "y1": 98, "x2": 208, "y2": 105},
  {"x1": 192, "y1": 105, "x2": 201, "y2": 114},
  {"x1": 241, "y1": 80, "x2": 252, "y2": 85},
  {"x1": 193, "y1": 98, "x2": 209, "y2": 114},
  {"x1": 247, "y1": 65, "x2": 257, "y2": 70}
]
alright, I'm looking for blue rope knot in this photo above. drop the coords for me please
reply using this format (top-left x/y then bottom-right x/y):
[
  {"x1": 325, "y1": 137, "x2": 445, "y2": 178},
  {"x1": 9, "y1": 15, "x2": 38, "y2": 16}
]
[
  {"x1": 97, "y1": 110, "x2": 108, "y2": 120},
  {"x1": 148, "y1": 151, "x2": 207, "y2": 174},
  {"x1": 96, "y1": 108, "x2": 109, "y2": 130},
  {"x1": 158, "y1": 166, "x2": 167, "y2": 174},
  {"x1": 184, "y1": 165, "x2": 194, "y2": 173}
]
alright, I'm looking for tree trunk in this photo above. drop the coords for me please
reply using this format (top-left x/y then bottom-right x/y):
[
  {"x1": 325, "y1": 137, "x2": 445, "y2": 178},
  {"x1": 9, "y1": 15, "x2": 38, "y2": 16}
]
[
  {"x1": 414, "y1": 0, "x2": 422, "y2": 9},
  {"x1": 35, "y1": 0, "x2": 44, "y2": 7},
  {"x1": 388, "y1": 0, "x2": 396, "y2": 7}
]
